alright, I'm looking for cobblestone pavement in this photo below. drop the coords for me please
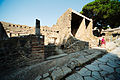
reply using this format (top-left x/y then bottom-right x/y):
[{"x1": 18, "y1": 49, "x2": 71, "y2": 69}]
[{"x1": 65, "y1": 47, "x2": 120, "y2": 80}]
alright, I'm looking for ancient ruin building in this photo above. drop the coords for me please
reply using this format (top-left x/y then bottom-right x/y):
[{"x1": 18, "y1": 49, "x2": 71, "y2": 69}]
[
  {"x1": 40, "y1": 26, "x2": 59, "y2": 45},
  {"x1": 0, "y1": 8, "x2": 103, "y2": 80},
  {"x1": 53, "y1": 8, "x2": 97, "y2": 46},
  {"x1": 39, "y1": 8, "x2": 97, "y2": 46},
  {"x1": 0, "y1": 8, "x2": 97, "y2": 47},
  {"x1": 102, "y1": 28, "x2": 120, "y2": 41},
  {"x1": 0, "y1": 19, "x2": 45, "y2": 72},
  {"x1": 0, "y1": 21, "x2": 35, "y2": 38}
]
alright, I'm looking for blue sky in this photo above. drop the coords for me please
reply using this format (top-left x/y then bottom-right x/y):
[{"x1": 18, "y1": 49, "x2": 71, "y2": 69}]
[{"x1": 0, "y1": 0, "x2": 94, "y2": 27}]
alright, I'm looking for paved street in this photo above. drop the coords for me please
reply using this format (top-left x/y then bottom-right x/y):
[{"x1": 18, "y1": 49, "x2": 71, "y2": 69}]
[{"x1": 65, "y1": 47, "x2": 120, "y2": 80}]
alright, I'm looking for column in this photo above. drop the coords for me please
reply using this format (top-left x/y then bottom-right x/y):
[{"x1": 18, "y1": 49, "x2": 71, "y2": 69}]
[{"x1": 35, "y1": 19, "x2": 40, "y2": 35}]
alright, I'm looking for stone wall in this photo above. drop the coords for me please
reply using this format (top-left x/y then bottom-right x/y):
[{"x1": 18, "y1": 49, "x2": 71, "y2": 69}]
[
  {"x1": 40, "y1": 26, "x2": 59, "y2": 45},
  {"x1": 54, "y1": 8, "x2": 97, "y2": 47},
  {"x1": 0, "y1": 21, "x2": 60, "y2": 45},
  {"x1": 102, "y1": 28, "x2": 120, "y2": 42},
  {"x1": 0, "y1": 22, "x2": 8, "y2": 40},
  {"x1": 56, "y1": 8, "x2": 72, "y2": 45},
  {"x1": 0, "y1": 21, "x2": 35, "y2": 37},
  {"x1": 63, "y1": 36, "x2": 89, "y2": 53},
  {"x1": 0, "y1": 35, "x2": 44, "y2": 72},
  {"x1": 44, "y1": 44, "x2": 58, "y2": 58}
]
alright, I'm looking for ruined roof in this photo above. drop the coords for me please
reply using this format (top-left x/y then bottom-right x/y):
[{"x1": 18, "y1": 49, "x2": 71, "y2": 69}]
[
  {"x1": 71, "y1": 9, "x2": 92, "y2": 21},
  {"x1": 68, "y1": 8, "x2": 92, "y2": 21}
]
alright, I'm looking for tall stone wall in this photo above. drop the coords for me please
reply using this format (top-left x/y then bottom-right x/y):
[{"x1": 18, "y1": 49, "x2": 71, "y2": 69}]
[
  {"x1": 55, "y1": 9, "x2": 72, "y2": 45},
  {"x1": 55, "y1": 8, "x2": 97, "y2": 47}
]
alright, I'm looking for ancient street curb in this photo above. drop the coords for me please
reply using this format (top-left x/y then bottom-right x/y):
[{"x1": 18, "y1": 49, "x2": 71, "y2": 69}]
[{"x1": 39, "y1": 48, "x2": 108, "y2": 80}]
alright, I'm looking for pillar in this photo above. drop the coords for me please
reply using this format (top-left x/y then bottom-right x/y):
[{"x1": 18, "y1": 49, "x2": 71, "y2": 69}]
[{"x1": 35, "y1": 19, "x2": 40, "y2": 35}]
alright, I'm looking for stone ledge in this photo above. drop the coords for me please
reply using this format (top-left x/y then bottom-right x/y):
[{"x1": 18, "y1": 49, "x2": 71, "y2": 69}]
[{"x1": 46, "y1": 54, "x2": 67, "y2": 60}]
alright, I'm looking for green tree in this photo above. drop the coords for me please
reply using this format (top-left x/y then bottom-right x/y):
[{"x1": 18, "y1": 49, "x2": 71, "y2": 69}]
[{"x1": 81, "y1": 0, "x2": 120, "y2": 29}]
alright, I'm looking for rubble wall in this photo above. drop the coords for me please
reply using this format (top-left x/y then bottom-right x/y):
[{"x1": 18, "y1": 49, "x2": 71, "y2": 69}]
[{"x1": 0, "y1": 35, "x2": 44, "y2": 72}]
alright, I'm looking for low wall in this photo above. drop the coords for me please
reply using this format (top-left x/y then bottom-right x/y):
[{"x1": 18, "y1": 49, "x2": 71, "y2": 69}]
[
  {"x1": 44, "y1": 44, "x2": 58, "y2": 58},
  {"x1": 62, "y1": 36, "x2": 89, "y2": 53},
  {"x1": 0, "y1": 35, "x2": 44, "y2": 72}
]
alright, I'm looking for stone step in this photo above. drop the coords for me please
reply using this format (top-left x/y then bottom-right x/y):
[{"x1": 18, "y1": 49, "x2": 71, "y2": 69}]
[
  {"x1": 32, "y1": 45, "x2": 44, "y2": 48},
  {"x1": 32, "y1": 48, "x2": 44, "y2": 51},
  {"x1": 32, "y1": 50, "x2": 44, "y2": 54},
  {"x1": 46, "y1": 54, "x2": 67, "y2": 60},
  {"x1": 32, "y1": 41, "x2": 40, "y2": 44},
  {"x1": 32, "y1": 41, "x2": 40, "y2": 43},
  {"x1": 32, "y1": 52, "x2": 44, "y2": 54}
]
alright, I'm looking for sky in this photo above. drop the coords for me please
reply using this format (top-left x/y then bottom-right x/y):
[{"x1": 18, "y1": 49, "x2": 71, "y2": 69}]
[{"x1": 0, "y1": 0, "x2": 94, "y2": 27}]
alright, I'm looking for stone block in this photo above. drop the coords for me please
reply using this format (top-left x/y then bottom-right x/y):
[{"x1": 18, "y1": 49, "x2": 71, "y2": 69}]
[
  {"x1": 65, "y1": 73, "x2": 83, "y2": 80},
  {"x1": 34, "y1": 75, "x2": 42, "y2": 80},
  {"x1": 61, "y1": 66, "x2": 72, "y2": 75},
  {"x1": 77, "y1": 67, "x2": 91, "y2": 76},
  {"x1": 43, "y1": 73, "x2": 49, "y2": 78},
  {"x1": 51, "y1": 68, "x2": 64, "y2": 80},
  {"x1": 43, "y1": 77, "x2": 52, "y2": 80}
]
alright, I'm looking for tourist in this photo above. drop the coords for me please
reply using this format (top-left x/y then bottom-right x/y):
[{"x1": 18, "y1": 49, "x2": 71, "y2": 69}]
[
  {"x1": 101, "y1": 36, "x2": 106, "y2": 48},
  {"x1": 98, "y1": 36, "x2": 102, "y2": 47}
]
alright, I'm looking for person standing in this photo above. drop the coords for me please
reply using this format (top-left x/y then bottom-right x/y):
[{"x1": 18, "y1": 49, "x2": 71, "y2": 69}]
[
  {"x1": 101, "y1": 36, "x2": 106, "y2": 48},
  {"x1": 98, "y1": 36, "x2": 102, "y2": 47}
]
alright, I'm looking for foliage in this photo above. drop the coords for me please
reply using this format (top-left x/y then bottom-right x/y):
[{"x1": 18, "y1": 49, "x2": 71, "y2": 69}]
[{"x1": 81, "y1": 0, "x2": 120, "y2": 29}]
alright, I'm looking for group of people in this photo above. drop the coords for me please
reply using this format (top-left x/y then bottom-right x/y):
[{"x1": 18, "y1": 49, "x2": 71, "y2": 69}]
[{"x1": 98, "y1": 36, "x2": 106, "y2": 48}]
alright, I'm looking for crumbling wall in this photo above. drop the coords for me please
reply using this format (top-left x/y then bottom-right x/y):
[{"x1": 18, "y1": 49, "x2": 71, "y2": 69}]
[
  {"x1": 55, "y1": 8, "x2": 97, "y2": 47},
  {"x1": 40, "y1": 26, "x2": 59, "y2": 45},
  {"x1": 0, "y1": 21, "x2": 35, "y2": 37},
  {"x1": 0, "y1": 22, "x2": 8, "y2": 40},
  {"x1": 63, "y1": 36, "x2": 89, "y2": 53},
  {"x1": 0, "y1": 21, "x2": 60, "y2": 45},
  {"x1": 0, "y1": 35, "x2": 44, "y2": 72},
  {"x1": 44, "y1": 44, "x2": 58, "y2": 58},
  {"x1": 56, "y1": 9, "x2": 72, "y2": 45}
]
